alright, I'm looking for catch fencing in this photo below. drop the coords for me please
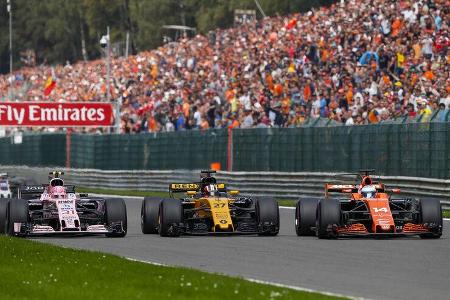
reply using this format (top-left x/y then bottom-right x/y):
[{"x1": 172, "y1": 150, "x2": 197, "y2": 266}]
[
  {"x1": 0, "y1": 121, "x2": 449, "y2": 178},
  {"x1": 2, "y1": 165, "x2": 449, "y2": 210}
]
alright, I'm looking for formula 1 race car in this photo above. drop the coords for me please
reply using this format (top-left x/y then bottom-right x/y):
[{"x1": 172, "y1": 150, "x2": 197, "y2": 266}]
[
  {"x1": 0, "y1": 171, "x2": 127, "y2": 237},
  {"x1": 0, "y1": 173, "x2": 12, "y2": 198},
  {"x1": 295, "y1": 170, "x2": 443, "y2": 239},
  {"x1": 141, "y1": 170, "x2": 279, "y2": 237}
]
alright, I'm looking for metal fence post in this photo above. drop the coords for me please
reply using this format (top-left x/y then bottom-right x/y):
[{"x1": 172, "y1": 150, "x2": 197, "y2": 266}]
[
  {"x1": 227, "y1": 127, "x2": 233, "y2": 171},
  {"x1": 65, "y1": 129, "x2": 72, "y2": 169}
]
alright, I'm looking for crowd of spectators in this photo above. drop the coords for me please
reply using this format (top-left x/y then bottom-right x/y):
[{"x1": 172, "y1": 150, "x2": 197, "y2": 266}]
[{"x1": 0, "y1": 0, "x2": 448, "y2": 134}]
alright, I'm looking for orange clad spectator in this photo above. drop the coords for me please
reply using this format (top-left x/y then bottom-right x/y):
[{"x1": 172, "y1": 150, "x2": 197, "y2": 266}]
[
  {"x1": 201, "y1": 118, "x2": 209, "y2": 130},
  {"x1": 391, "y1": 18, "x2": 403, "y2": 37},
  {"x1": 148, "y1": 116, "x2": 158, "y2": 132},
  {"x1": 274, "y1": 84, "x2": 283, "y2": 96},
  {"x1": 303, "y1": 84, "x2": 311, "y2": 101},
  {"x1": 424, "y1": 70, "x2": 434, "y2": 81},
  {"x1": 182, "y1": 101, "x2": 190, "y2": 118}
]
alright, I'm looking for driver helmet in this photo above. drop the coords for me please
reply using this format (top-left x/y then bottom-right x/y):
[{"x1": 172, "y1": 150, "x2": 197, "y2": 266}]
[
  {"x1": 50, "y1": 178, "x2": 64, "y2": 187},
  {"x1": 204, "y1": 184, "x2": 219, "y2": 196},
  {"x1": 50, "y1": 186, "x2": 66, "y2": 199},
  {"x1": 361, "y1": 185, "x2": 377, "y2": 198}
]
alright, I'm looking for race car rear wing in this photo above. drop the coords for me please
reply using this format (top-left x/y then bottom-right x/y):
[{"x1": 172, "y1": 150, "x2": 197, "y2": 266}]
[
  {"x1": 169, "y1": 183, "x2": 226, "y2": 193},
  {"x1": 325, "y1": 184, "x2": 358, "y2": 196},
  {"x1": 325, "y1": 184, "x2": 385, "y2": 196},
  {"x1": 19, "y1": 185, "x2": 46, "y2": 195},
  {"x1": 19, "y1": 185, "x2": 76, "y2": 196}
]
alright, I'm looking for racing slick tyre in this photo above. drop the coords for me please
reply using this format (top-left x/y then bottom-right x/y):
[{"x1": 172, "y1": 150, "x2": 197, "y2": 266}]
[
  {"x1": 7, "y1": 198, "x2": 28, "y2": 236},
  {"x1": 295, "y1": 198, "x2": 318, "y2": 236},
  {"x1": 158, "y1": 199, "x2": 183, "y2": 237},
  {"x1": 316, "y1": 198, "x2": 341, "y2": 239},
  {"x1": 0, "y1": 198, "x2": 9, "y2": 234},
  {"x1": 255, "y1": 197, "x2": 279, "y2": 236},
  {"x1": 105, "y1": 198, "x2": 127, "y2": 237},
  {"x1": 141, "y1": 197, "x2": 161, "y2": 234},
  {"x1": 419, "y1": 198, "x2": 442, "y2": 239}
]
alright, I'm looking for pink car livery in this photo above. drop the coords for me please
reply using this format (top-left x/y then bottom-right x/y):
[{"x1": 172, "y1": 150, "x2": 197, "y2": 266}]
[{"x1": 2, "y1": 171, "x2": 127, "y2": 237}]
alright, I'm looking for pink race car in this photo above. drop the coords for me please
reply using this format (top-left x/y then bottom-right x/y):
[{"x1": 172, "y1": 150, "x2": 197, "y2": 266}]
[{"x1": 0, "y1": 171, "x2": 127, "y2": 237}]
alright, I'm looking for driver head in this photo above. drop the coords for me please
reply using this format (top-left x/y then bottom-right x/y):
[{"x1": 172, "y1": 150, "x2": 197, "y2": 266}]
[
  {"x1": 204, "y1": 184, "x2": 219, "y2": 196},
  {"x1": 50, "y1": 178, "x2": 64, "y2": 187},
  {"x1": 361, "y1": 185, "x2": 377, "y2": 198}
]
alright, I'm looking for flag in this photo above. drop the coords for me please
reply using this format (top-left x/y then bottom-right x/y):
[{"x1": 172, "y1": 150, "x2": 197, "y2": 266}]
[{"x1": 43, "y1": 76, "x2": 56, "y2": 96}]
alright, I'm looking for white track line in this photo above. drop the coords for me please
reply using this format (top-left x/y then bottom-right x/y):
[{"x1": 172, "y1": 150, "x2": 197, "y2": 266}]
[
  {"x1": 279, "y1": 206, "x2": 295, "y2": 210},
  {"x1": 125, "y1": 257, "x2": 362, "y2": 300}
]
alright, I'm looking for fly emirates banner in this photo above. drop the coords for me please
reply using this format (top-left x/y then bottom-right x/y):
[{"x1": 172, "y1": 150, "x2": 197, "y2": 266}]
[{"x1": 0, "y1": 102, "x2": 113, "y2": 127}]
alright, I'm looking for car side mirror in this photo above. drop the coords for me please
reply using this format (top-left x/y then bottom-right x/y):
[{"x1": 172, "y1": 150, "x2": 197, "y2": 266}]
[
  {"x1": 186, "y1": 191, "x2": 196, "y2": 197},
  {"x1": 229, "y1": 190, "x2": 239, "y2": 196}
]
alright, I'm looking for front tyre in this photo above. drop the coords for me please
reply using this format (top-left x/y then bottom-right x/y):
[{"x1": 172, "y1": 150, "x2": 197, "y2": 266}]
[
  {"x1": 8, "y1": 199, "x2": 29, "y2": 236},
  {"x1": 159, "y1": 199, "x2": 183, "y2": 237},
  {"x1": 419, "y1": 198, "x2": 442, "y2": 239},
  {"x1": 105, "y1": 198, "x2": 127, "y2": 237},
  {"x1": 141, "y1": 197, "x2": 161, "y2": 234},
  {"x1": 295, "y1": 198, "x2": 318, "y2": 236},
  {"x1": 255, "y1": 197, "x2": 279, "y2": 236},
  {"x1": 316, "y1": 199, "x2": 341, "y2": 239},
  {"x1": 0, "y1": 198, "x2": 10, "y2": 234}
]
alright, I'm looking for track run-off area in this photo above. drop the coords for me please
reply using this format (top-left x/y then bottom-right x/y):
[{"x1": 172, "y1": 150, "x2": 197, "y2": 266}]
[{"x1": 35, "y1": 196, "x2": 450, "y2": 300}]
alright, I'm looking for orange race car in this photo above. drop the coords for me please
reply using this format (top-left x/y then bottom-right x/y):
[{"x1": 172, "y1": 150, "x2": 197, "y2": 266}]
[{"x1": 295, "y1": 170, "x2": 443, "y2": 239}]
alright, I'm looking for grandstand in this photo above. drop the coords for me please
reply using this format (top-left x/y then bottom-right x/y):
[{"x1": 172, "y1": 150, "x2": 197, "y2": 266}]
[{"x1": 0, "y1": 0, "x2": 448, "y2": 134}]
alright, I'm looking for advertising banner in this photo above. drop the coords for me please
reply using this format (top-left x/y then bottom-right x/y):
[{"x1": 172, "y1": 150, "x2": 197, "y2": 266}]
[{"x1": 0, "y1": 102, "x2": 114, "y2": 127}]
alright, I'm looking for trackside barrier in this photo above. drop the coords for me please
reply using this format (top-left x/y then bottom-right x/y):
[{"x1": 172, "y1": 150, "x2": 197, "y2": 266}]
[{"x1": 2, "y1": 165, "x2": 449, "y2": 210}]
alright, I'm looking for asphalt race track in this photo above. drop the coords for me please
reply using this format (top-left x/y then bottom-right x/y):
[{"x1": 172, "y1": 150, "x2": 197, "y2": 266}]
[{"x1": 36, "y1": 197, "x2": 450, "y2": 300}]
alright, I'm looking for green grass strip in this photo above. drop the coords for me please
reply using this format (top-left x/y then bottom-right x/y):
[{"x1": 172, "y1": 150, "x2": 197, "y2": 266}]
[
  {"x1": 0, "y1": 236, "x2": 344, "y2": 300},
  {"x1": 278, "y1": 200, "x2": 297, "y2": 207},
  {"x1": 77, "y1": 187, "x2": 169, "y2": 198}
]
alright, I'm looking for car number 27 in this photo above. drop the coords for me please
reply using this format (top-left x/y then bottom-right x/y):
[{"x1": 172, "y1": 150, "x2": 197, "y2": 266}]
[{"x1": 213, "y1": 203, "x2": 226, "y2": 208}]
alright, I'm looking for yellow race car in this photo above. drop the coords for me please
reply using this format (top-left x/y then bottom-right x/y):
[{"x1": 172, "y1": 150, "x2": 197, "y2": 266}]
[{"x1": 141, "y1": 170, "x2": 279, "y2": 237}]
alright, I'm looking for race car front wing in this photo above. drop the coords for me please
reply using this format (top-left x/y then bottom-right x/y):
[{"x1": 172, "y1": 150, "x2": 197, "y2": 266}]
[{"x1": 11, "y1": 221, "x2": 125, "y2": 236}]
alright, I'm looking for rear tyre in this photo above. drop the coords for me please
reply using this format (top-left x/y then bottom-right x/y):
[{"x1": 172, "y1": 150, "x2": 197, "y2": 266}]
[
  {"x1": 419, "y1": 198, "x2": 442, "y2": 239},
  {"x1": 8, "y1": 199, "x2": 29, "y2": 236},
  {"x1": 159, "y1": 199, "x2": 183, "y2": 237},
  {"x1": 255, "y1": 197, "x2": 279, "y2": 236},
  {"x1": 141, "y1": 197, "x2": 161, "y2": 234},
  {"x1": 295, "y1": 198, "x2": 318, "y2": 236},
  {"x1": 0, "y1": 198, "x2": 10, "y2": 234},
  {"x1": 105, "y1": 198, "x2": 127, "y2": 237},
  {"x1": 316, "y1": 199, "x2": 341, "y2": 239}
]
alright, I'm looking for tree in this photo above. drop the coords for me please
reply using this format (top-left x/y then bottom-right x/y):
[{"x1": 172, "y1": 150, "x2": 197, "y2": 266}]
[{"x1": 0, "y1": 0, "x2": 337, "y2": 74}]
